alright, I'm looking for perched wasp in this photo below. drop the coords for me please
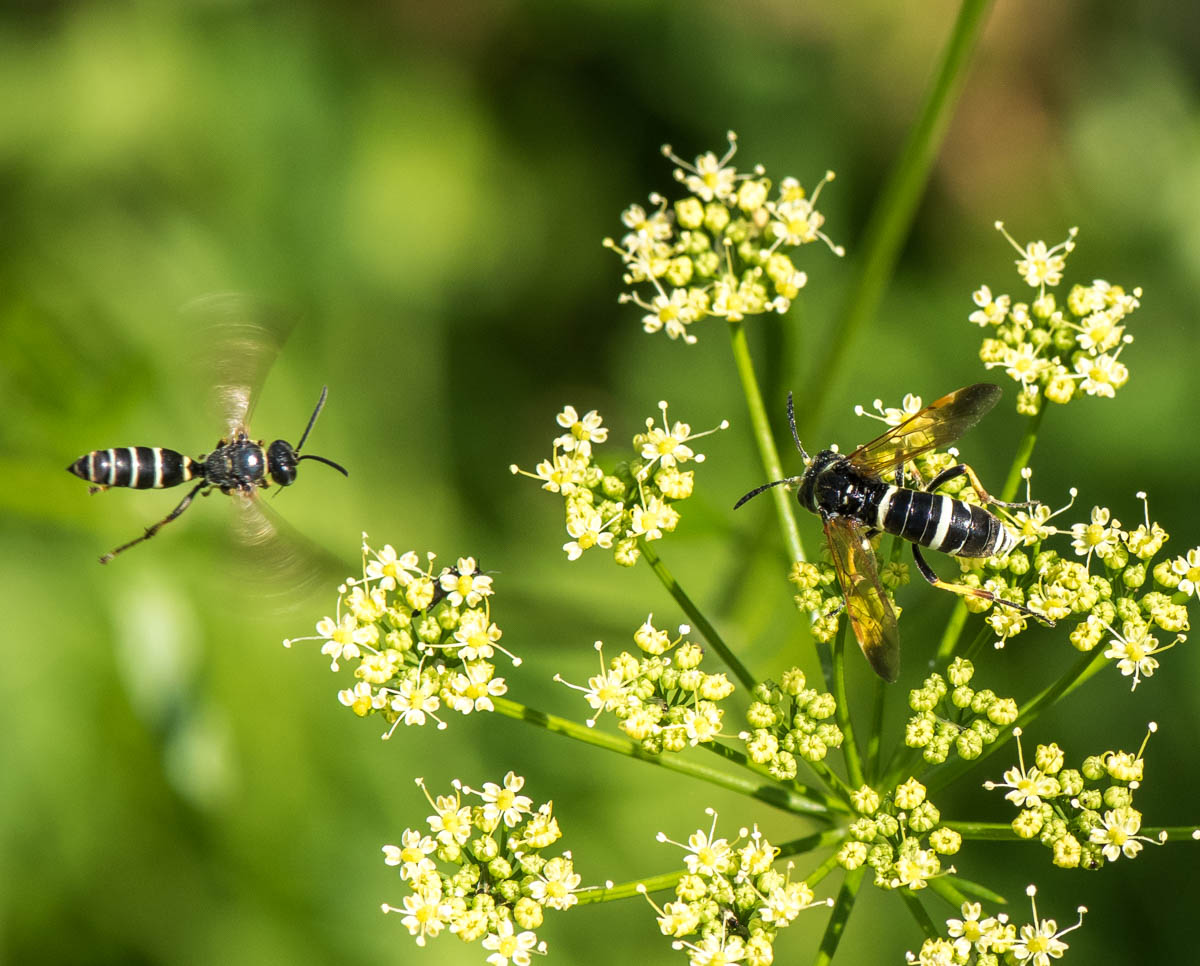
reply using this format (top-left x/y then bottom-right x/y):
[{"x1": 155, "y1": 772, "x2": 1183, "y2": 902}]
[
  {"x1": 67, "y1": 295, "x2": 348, "y2": 565},
  {"x1": 735, "y1": 383, "x2": 1051, "y2": 682}
]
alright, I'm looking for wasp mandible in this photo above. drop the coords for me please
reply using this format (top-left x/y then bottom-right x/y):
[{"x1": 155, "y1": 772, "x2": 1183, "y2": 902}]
[{"x1": 735, "y1": 383, "x2": 1052, "y2": 681}]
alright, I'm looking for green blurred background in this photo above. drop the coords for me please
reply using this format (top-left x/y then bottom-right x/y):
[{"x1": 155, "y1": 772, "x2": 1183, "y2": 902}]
[{"x1": 2, "y1": 1, "x2": 1198, "y2": 963}]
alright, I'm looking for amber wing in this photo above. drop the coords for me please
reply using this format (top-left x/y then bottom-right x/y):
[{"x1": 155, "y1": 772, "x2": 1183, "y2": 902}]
[
  {"x1": 824, "y1": 515, "x2": 900, "y2": 682},
  {"x1": 847, "y1": 383, "x2": 1001, "y2": 478}
]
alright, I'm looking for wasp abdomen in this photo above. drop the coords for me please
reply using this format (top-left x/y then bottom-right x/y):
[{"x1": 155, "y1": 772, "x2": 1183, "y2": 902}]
[
  {"x1": 872, "y1": 486, "x2": 1014, "y2": 558},
  {"x1": 68, "y1": 447, "x2": 201, "y2": 490}
]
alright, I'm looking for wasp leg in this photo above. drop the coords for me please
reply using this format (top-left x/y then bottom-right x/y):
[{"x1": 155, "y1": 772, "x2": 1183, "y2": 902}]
[
  {"x1": 99, "y1": 480, "x2": 208, "y2": 564},
  {"x1": 910, "y1": 544, "x2": 1055, "y2": 626},
  {"x1": 926, "y1": 462, "x2": 1033, "y2": 510}
]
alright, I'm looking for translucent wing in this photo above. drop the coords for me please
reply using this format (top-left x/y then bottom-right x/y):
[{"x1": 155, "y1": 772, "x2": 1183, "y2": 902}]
[
  {"x1": 183, "y1": 293, "x2": 297, "y2": 438},
  {"x1": 847, "y1": 383, "x2": 1001, "y2": 478},
  {"x1": 824, "y1": 515, "x2": 900, "y2": 682},
  {"x1": 231, "y1": 490, "x2": 354, "y2": 609}
]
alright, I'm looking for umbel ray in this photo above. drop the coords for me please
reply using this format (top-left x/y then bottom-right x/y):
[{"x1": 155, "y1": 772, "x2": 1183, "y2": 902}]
[
  {"x1": 735, "y1": 383, "x2": 1053, "y2": 682},
  {"x1": 68, "y1": 386, "x2": 348, "y2": 564}
]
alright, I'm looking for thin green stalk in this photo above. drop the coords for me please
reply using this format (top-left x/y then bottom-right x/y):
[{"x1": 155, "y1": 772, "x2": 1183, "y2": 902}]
[
  {"x1": 831, "y1": 622, "x2": 866, "y2": 789},
  {"x1": 881, "y1": 743, "x2": 927, "y2": 795},
  {"x1": 865, "y1": 674, "x2": 887, "y2": 782},
  {"x1": 727, "y1": 319, "x2": 805, "y2": 565},
  {"x1": 959, "y1": 624, "x2": 995, "y2": 664},
  {"x1": 1144, "y1": 826, "x2": 1200, "y2": 840},
  {"x1": 808, "y1": 756, "x2": 857, "y2": 802},
  {"x1": 797, "y1": 0, "x2": 996, "y2": 436},
  {"x1": 814, "y1": 866, "x2": 865, "y2": 966},
  {"x1": 936, "y1": 619, "x2": 989, "y2": 669},
  {"x1": 1016, "y1": 648, "x2": 1109, "y2": 726},
  {"x1": 776, "y1": 829, "x2": 849, "y2": 860},
  {"x1": 574, "y1": 828, "x2": 846, "y2": 905},
  {"x1": 942, "y1": 821, "x2": 1018, "y2": 840},
  {"x1": 1000, "y1": 399, "x2": 1047, "y2": 503},
  {"x1": 639, "y1": 538, "x2": 757, "y2": 693},
  {"x1": 729, "y1": 320, "x2": 837, "y2": 689},
  {"x1": 490, "y1": 696, "x2": 830, "y2": 818},
  {"x1": 935, "y1": 599, "x2": 971, "y2": 664},
  {"x1": 900, "y1": 887, "x2": 940, "y2": 940},
  {"x1": 935, "y1": 875, "x2": 1007, "y2": 906},
  {"x1": 702, "y1": 740, "x2": 850, "y2": 816},
  {"x1": 926, "y1": 873, "x2": 1007, "y2": 910},
  {"x1": 804, "y1": 849, "x2": 844, "y2": 889}
]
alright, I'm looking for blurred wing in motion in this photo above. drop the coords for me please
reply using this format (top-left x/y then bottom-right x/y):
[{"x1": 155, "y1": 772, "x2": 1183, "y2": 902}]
[
  {"x1": 183, "y1": 293, "x2": 298, "y2": 437},
  {"x1": 824, "y1": 515, "x2": 900, "y2": 682},
  {"x1": 231, "y1": 490, "x2": 354, "y2": 610},
  {"x1": 847, "y1": 383, "x2": 1001, "y2": 478}
]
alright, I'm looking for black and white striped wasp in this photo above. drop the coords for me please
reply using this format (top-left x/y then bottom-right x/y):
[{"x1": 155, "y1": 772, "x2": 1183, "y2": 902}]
[
  {"x1": 67, "y1": 296, "x2": 348, "y2": 565},
  {"x1": 735, "y1": 384, "x2": 1052, "y2": 681}
]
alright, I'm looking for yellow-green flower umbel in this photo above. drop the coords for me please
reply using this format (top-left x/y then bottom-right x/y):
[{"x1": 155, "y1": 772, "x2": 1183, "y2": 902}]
[{"x1": 606, "y1": 131, "x2": 843, "y2": 344}]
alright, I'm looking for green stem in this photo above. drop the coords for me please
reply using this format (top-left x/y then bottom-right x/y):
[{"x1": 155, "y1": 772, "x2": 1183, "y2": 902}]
[
  {"x1": 936, "y1": 875, "x2": 1007, "y2": 905},
  {"x1": 942, "y1": 821, "x2": 1019, "y2": 839},
  {"x1": 574, "y1": 828, "x2": 846, "y2": 905},
  {"x1": 934, "y1": 599, "x2": 971, "y2": 664},
  {"x1": 1144, "y1": 826, "x2": 1200, "y2": 841},
  {"x1": 900, "y1": 887, "x2": 940, "y2": 940},
  {"x1": 727, "y1": 319, "x2": 806, "y2": 565},
  {"x1": 489, "y1": 697, "x2": 830, "y2": 817},
  {"x1": 881, "y1": 746, "x2": 925, "y2": 796},
  {"x1": 804, "y1": 849, "x2": 844, "y2": 889},
  {"x1": 729, "y1": 319, "x2": 837, "y2": 688},
  {"x1": 865, "y1": 675, "x2": 887, "y2": 782},
  {"x1": 1000, "y1": 399, "x2": 1047, "y2": 503},
  {"x1": 1016, "y1": 648, "x2": 1108, "y2": 725},
  {"x1": 701, "y1": 740, "x2": 849, "y2": 816},
  {"x1": 638, "y1": 538, "x2": 757, "y2": 693},
  {"x1": 813, "y1": 866, "x2": 865, "y2": 966},
  {"x1": 796, "y1": 0, "x2": 996, "y2": 435},
  {"x1": 831, "y1": 622, "x2": 866, "y2": 789},
  {"x1": 959, "y1": 624, "x2": 995, "y2": 665},
  {"x1": 925, "y1": 873, "x2": 1007, "y2": 911}
]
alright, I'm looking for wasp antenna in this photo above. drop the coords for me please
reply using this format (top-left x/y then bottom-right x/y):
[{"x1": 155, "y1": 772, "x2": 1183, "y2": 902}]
[
  {"x1": 295, "y1": 386, "x2": 330, "y2": 453},
  {"x1": 297, "y1": 453, "x2": 349, "y2": 477},
  {"x1": 734, "y1": 476, "x2": 802, "y2": 510},
  {"x1": 785, "y1": 392, "x2": 810, "y2": 462}
]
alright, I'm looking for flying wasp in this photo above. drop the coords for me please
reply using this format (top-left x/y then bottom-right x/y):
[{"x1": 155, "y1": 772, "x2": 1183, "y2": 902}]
[
  {"x1": 67, "y1": 295, "x2": 348, "y2": 565},
  {"x1": 735, "y1": 383, "x2": 1052, "y2": 682}
]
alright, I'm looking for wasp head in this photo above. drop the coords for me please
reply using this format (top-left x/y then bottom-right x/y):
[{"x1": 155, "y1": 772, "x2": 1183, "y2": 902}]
[{"x1": 267, "y1": 438, "x2": 348, "y2": 486}]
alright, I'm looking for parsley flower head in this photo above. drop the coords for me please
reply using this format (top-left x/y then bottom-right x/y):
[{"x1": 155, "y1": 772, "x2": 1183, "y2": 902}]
[
  {"x1": 833, "y1": 778, "x2": 961, "y2": 891},
  {"x1": 284, "y1": 536, "x2": 511, "y2": 736},
  {"x1": 643, "y1": 810, "x2": 830, "y2": 963},
  {"x1": 556, "y1": 618, "x2": 734, "y2": 752},
  {"x1": 605, "y1": 131, "x2": 843, "y2": 344},
  {"x1": 972, "y1": 223, "x2": 1141, "y2": 413},
  {"x1": 512, "y1": 402, "x2": 726, "y2": 567},
  {"x1": 908, "y1": 887, "x2": 1086, "y2": 966},
  {"x1": 985, "y1": 725, "x2": 1166, "y2": 869},
  {"x1": 381, "y1": 775, "x2": 585, "y2": 960}
]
